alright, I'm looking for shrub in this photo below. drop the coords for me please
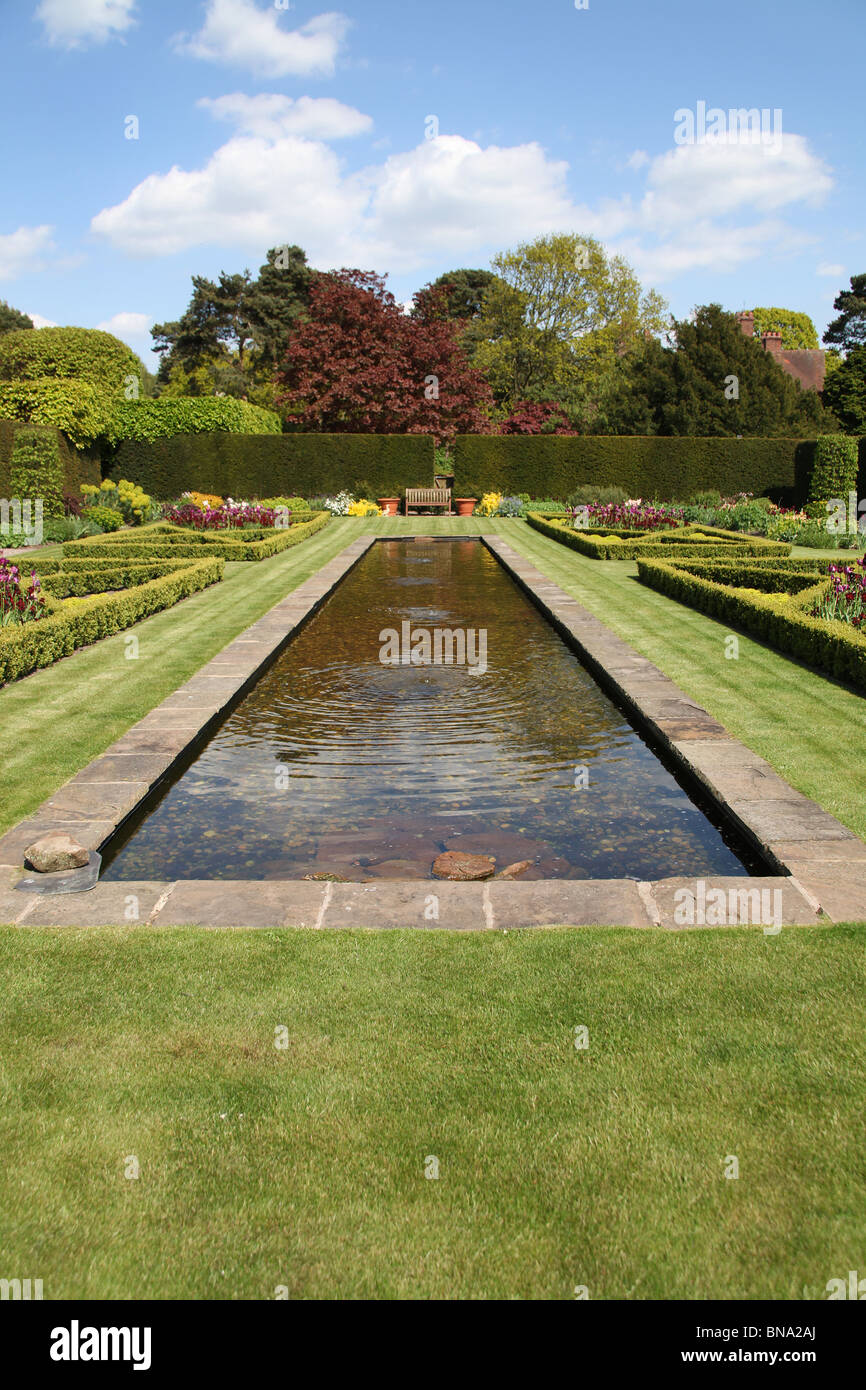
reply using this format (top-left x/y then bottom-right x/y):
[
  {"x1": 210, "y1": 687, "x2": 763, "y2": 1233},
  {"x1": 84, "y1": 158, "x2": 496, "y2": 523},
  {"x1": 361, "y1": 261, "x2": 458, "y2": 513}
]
[
  {"x1": 106, "y1": 397, "x2": 281, "y2": 445},
  {"x1": 0, "y1": 327, "x2": 141, "y2": 394},
  {"x1": 0, "y1": 378, "x2": 109, "y2": 448},
  {"x1": 566, "y1": 484, "x2": 630, "y2": 507},
  {"x1": 527, "y1": 512, "x2": 791, "y2": 560},
  {"x1": 82, "y1": 478, "x2": 153, "y2": 525},
  {"x1": 9, "y1": 425, "x2": 65, "y2": 516},
  {"x1": 807, "y1": 434, "x2": 859, "y2": 512},
  {"x1": 112, "y1": 432, "x2": 435, "y2": 501},
  {"x1": 476, "y1": 491, "x2": 503, "y2": 516},
  {"x1": 346, "y1": 499, "x2": 380, "y2": 516},
  {"x1": 63, "y1": 512, "x2": 330, "y2": 562},
  {"x1": 87, "y1": 504, "x2": 124, "y2": 532}
]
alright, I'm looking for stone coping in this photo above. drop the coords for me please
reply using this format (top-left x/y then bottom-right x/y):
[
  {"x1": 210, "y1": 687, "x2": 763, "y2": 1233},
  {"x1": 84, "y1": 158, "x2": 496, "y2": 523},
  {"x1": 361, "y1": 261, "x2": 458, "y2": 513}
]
[{"x1": 0, "y1": 530, "x2": 862, "y2": 927}]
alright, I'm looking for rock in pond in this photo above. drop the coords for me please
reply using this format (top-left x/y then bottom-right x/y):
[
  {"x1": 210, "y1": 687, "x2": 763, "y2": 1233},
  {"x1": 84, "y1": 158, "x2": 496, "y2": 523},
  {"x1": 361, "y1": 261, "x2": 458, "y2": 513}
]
[
  {"x1": 432, "y1": 850, "x2": 496, "y2": 881},
  {"x1": 24, "y1": 832, "x2": 89, "y2": 874},
  {"x1": 495, "y1": 860, "x2": 533, "y2": 880}
]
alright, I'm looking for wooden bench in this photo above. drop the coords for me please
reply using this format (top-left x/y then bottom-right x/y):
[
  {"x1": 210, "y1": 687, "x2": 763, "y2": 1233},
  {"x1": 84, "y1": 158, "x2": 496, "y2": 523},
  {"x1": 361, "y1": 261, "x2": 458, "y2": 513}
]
[{"x1": 404, "y1": 487, "x2": 452, "y2": 515}]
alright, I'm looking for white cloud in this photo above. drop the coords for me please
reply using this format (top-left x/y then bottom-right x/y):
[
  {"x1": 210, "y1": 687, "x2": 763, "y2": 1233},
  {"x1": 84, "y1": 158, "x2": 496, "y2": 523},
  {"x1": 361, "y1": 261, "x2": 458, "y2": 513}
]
[
  {"x1": 626, "y1": 149, "x2": 649, "y2": 171},
  {"x1": 27, "y1": 312, "x2": 59, "y2": 328},
  {"x1": 90, "y1": 117, "x2": 834, "y2": 287},
  {"x1": 0, "y1": 225, "x2": 57, "y2": 280},
  {"x1": 199, "y1": 93, "x2": 372, "y2": 141},
  {"x1": 35, "y1": 0, "x2": 136, "y2": 48},
  {"x1": 174, "y1": 1, "x2": 350, "y2": 79},
  {"x1": 96, "y1": 311, "x2": 152, "y2": 339},
  {"x1": 817, "y1": 261, "x2": 844, "y2": 277}
]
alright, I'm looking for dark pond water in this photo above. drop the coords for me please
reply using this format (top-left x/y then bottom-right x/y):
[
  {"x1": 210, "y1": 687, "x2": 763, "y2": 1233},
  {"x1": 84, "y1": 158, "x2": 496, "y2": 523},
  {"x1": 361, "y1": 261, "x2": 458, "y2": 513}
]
[{"x1": 102, "y1": 539, "x2": 754, "y2": 881}]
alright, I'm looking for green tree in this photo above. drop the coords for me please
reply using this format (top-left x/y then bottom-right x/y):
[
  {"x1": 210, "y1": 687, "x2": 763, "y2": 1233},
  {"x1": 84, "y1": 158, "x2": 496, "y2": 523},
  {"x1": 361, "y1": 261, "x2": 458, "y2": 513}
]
[
  {"x1": 0, "y1": 301, "x2": 34, "y2": 335},
  {"x1": 751, "y1": 307, "x2": 819, "y2": 349},
  {"x1": 824, "y1": 273, "x2": 866, "y2": 351},
  {"x1": 822, "y1": 345, "x2": 866, "y2": 433},
  {"x1": 470, "y1": 234, "x2": 668, "y2": 423},
  {"x1": 245, "y1": 244, "x2": 315, "y2": 369},
  {"x1": 152, "y1": 270, "x2": 258, "y2": 384},
  {"x1": 411, "y1": 269, "x2": 500, "y2": 321},
  {"x1": 605, "y1": 304, "x2": 834, "y2": 437}
]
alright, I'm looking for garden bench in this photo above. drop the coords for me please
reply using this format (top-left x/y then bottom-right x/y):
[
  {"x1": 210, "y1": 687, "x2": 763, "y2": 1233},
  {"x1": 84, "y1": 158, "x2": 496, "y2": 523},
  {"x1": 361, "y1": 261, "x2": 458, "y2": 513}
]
[{"x1": 404, "y1": 488, "x2": 452, "y2": 515}]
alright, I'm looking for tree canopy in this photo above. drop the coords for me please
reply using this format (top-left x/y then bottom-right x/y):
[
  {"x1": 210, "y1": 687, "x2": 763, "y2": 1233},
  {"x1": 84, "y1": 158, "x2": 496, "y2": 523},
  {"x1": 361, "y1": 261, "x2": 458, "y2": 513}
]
[
  {"x1": 0, "y1": 301, "x2": 34, "y2": 335},
  {"x1": 751, "y1": 307, "x2": 819, "y2": 349},
  {"x1": 822, "y1": 345, "x2": 866, "y2": 434},
  {"x1": 604, "y1": 304, "x2": 834, "y2": 437},
  {"x1": 823, "y1": 273, "x2": 866, "y2": 352}
]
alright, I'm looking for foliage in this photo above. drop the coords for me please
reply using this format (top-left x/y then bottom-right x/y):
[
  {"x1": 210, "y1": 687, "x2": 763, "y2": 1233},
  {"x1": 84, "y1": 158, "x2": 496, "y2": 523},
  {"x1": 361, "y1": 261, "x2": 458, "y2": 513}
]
[
  {"x1": 152, "y1": 245, "x2": 315, "y2": 393},
  {"x1": 0, "y1": 378, "x2": 110, "y2": 448},
  {"x1": 527, "y1": 512, "x2": 790, "y2": 561},
  {"x1": 475, "y1": 491, "x2": 503, "y2": 516},
  {"x1": 0, "y1": 301, "x2": 34, "y2": 335},
  {"x1": 86, "y1": 505, "x2": 124, "y2": 532},
  {"x1": 64, "y1": 513, "x2": 330, "y2": 562},
  {"x1": 821, "y1": 346, "x2": 866, "y2": 434},
  {"x1": 605, "y1": 305, "x2": 834, "y2": 437},
  {"x1": 81, "y1": 478, "x2": 153, "y2": 525},
  {"x1": 499, "y1": 399, "x2": 577, "y2": 434},
  {"x1": 9, "y1": 425, "x2": 65, "y2": 516},
  {"x1": 453, "y1": 433, "x2": 816, "y2": 502},
  {"x1": 470, "y1": 233, "x2": 668, "y2": 421},
  {"x1": 751, "y1": 307, "x2": 819, "y2": 349},
  {"x1": 808, "y1": 434, "x2": 859, "y2": 508},
  {"x1": 565, "y1": 484, "x2": 630, "y2": 508},
  {"x1": 346, "y1": 498, "x2": 380, "y2": 516},
  {"x1": 0, "y1": 327, "x2": 141, "y2": 395},
  {"x1": 812, "y1": 559, "x2": 866, "y2": 627},
  {"x1": 412, "y1": 269, "x2": 500, "y2": 322},
  {"x1": 823, "y1": 273, "x2": 866, "y2": 352},
  {"x1": 106, "y1": 397, "x2": 281, "y2": 445},
  {"x1": 322, "y1": 491, "x2": 355, "y2": 516},
  {"x1": 275, "y1": 270, "x2": 494, "y2": 441},
  {"x1": 162, "y1": 502, "x2": 281, "y2": 530},
  {"x1": 113, "y1": 431, "x2": 434, "y2": 501}
]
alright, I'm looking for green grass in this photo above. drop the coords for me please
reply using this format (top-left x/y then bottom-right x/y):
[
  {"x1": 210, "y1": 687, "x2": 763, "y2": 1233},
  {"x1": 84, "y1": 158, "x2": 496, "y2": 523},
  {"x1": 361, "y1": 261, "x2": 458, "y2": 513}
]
[{"x1": 1, "y1": 922, "x2": 863, "y2": 1300}]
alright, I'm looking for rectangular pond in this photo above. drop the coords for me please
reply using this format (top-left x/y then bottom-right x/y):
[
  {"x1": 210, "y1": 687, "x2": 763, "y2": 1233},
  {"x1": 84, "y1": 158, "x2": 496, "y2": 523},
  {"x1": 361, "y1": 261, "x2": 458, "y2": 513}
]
[{"x1": 101, "y1": 538, "x2": 757, "y2": 881}]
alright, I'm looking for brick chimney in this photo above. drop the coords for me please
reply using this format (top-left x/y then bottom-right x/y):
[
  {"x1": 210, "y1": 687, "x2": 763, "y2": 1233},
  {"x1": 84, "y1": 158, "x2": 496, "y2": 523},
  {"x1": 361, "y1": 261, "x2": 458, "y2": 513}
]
[
  {"x1": 762, "y1": 330, "x2": 783, "y2": 359},
  {"x1": 737, "y1": 310, "x2": 755, "y2": 338}
]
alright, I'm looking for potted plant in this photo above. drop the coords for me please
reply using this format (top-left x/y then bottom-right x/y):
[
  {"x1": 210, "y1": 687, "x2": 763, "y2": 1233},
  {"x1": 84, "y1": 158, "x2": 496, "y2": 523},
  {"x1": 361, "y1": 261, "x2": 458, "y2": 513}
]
[
  {"x1": 377, "y1": 497, "x2": 400, "y2": 516},
  {"x1": 453, "y1": 484, "x2": 478, "y2": 517}
]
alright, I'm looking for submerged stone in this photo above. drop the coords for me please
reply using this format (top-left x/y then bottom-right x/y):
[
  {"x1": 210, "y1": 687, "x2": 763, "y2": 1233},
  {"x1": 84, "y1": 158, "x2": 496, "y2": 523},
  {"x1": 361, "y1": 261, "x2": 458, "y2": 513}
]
[{"x1": 432, "y1": 851, "x2": 495, "y2": 881}]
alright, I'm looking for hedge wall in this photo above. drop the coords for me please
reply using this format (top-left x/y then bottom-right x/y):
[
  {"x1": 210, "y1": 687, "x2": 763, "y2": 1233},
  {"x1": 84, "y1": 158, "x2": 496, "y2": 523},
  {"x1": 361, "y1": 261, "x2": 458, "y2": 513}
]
[
  {"x1": 0, "y1": 420, "x2": 100, "y2": 500},
  {"x1": 111, "y1": 433, "x2": 436, "y2": 500},
  {"x1": 453, "y1": 436, "x2": 820, "y2": 503},
  {"x1": 106, "y1": 397, "x2": 281, "y2": 445}
]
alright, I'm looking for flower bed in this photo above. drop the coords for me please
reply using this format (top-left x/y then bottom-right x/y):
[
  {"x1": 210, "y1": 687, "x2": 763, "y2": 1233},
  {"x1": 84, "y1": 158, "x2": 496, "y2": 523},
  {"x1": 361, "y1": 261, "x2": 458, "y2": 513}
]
[
  {"x1": 0, "y1": 554, "x2": 224, "y2": 685},
  {"x1": 636, "y1": 554, "x2": 866, "y2": 690},
  {"x1": 0, "y1": 555, "x2": 46, "y2": 626},
  {"x1": 63, "y1": 512, "x2": 331, "y2": 562},
  {"x1": 527, "y1": 513, "x2": 792, "y2": 560},
  {"x1": 164, "y1": 502, "x2": 281, "y2": 530}
]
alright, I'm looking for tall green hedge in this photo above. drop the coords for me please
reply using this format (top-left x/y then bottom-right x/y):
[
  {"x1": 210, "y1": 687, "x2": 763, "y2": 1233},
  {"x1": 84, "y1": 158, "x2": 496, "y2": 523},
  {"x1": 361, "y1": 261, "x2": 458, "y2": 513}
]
[
  {"x1": 0, "y1": 420, "x2": 100, "y2": 500},
  {"x1": 0, "y1": 378, "x2": 109, "y2": 448},
  {"x1": 807, "y1": 434, "x2": 859, "y2": 504},
  {"x1": 112, "y1": 433, "x2": 436, "y2": 500},
  {"x1": 0, "y1": 327, "x2": 141, "y2": 394},
  {"x1": 453, "y1": 436, "x2": 819, "y2": 502},
  {"x1": 106, "y1": 397, "x2": 281, "y2": 445},
  {"x1": 9, "y1": 425, "x2": 66, "y2": 516}
]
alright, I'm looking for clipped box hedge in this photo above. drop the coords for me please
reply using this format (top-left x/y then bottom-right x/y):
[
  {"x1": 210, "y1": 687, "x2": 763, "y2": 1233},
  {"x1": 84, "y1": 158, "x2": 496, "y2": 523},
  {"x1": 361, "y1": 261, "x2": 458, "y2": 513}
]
[
  {"x1": 0, "y1": 419, "x2": 100, "y2": 501},
  {"x1": 111, "y1": 432, "x2": 435, "y2": 500},
  {"x1": 636, "y1": 555, "x2": 866, "y2": 691},
  {"x1": 36, "y1": 558, "x2": 210, "y2": 598},
  {"x1": 454, "y1": 435, "x2": 818, "y2": 502},
  {"x1": 0, "y1": 556, "x2": 224, "y2": 685},
  {"x1": 63, "y1": 512, "x2": 331, "y2": 562},
  {"x1": 527, "y1": 512, "x2": 792, "y2": 560}
]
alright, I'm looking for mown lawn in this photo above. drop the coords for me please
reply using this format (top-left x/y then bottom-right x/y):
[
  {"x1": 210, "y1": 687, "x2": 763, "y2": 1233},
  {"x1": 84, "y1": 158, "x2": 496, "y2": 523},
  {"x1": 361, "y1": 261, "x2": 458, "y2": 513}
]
[{"x1": 0, "y1": 922, "x2": 863, "y2": 1300}]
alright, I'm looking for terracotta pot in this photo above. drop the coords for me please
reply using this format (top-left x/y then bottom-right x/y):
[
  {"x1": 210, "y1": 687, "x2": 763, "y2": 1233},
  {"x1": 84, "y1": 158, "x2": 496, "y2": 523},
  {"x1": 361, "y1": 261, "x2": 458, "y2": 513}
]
[
  {"x1": 377, "y1": 498, "x2": 400, "y2": 516},
  {"x1": 454, "y1": 498, "x2": 477, "y2": 517}
]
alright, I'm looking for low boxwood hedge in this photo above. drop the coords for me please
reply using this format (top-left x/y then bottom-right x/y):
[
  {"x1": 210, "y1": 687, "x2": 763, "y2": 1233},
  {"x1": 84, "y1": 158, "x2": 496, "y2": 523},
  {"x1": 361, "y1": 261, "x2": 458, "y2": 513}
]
[
  {"x1": 63, "y1": 512, "x2": 331, "y2": 562},
  {"x1": 0, "y1": 556, "x2": 224, "y2": 685},
  {"x1": 527, "y1": 513, "x2": 792, "y2": 560},
  {"x1": 37, "y1": 558, "x2": 209, "y2": 598},
  {"x1": 636, "y1": 555, "x2": 866, "y2": 690}
]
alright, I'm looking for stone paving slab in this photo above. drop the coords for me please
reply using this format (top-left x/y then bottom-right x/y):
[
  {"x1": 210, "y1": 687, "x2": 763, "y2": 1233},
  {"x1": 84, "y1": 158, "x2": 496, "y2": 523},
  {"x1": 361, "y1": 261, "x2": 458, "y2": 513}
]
[
  {"x1": 13, "y1": 882, "x2": 168, "y2": 927},
  {"x1": 40, "y1": 782, "x2": 150, "y2": 823},
  {"x1": 650, "y1": 876, "x2": 820, "y2": 928},
  {"x1": 782, "y1": 869, "x2": 866, "y2": 923},
  {"x1": 0, "y1": 819, "x2": 117, "y2": 864},
  {"x1": 71, "y1": 753, "x2": 177, "y2": 785},
  {"x1": 485, "y1": 879, "x2": 653, "y2": 928},
  {"x1": 324, "y1": 880, "x2": 486, "y2": 930},
  {"x1": 155, "y1": 881, "x2": 327, "y2": 928}
]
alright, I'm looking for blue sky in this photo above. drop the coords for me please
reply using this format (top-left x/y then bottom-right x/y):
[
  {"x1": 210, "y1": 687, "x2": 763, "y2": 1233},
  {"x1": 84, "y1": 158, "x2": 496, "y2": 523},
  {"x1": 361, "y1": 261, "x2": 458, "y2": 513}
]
[{"x1": 1, "y1": 0, "x2": 862, "y2": 366}]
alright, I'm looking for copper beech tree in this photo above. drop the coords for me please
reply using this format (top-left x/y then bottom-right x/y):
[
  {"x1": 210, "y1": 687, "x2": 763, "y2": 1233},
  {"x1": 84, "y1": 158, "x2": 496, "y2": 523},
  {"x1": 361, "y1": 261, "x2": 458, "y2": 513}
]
[{"x1": 274, "y1": 270, "x2": 494, "y2": 440}]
